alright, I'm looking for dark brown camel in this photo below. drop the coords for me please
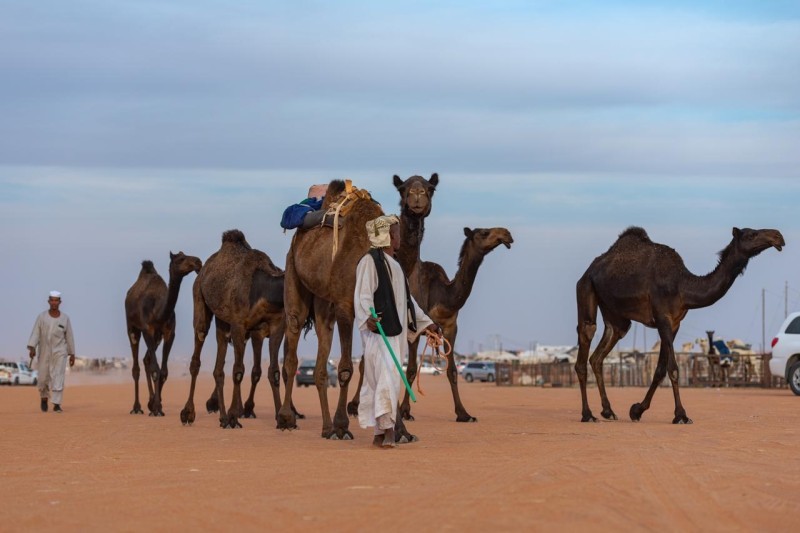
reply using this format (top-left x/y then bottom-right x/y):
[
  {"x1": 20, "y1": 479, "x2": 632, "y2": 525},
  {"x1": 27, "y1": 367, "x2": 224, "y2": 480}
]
[
  {"x1": 125, "y1": 252, "x2": 201, "y2": 416},
  {"x1": 179, "y1": 230, "x2": 287, "y2": 428},
  {"x1": 576, "y1": 226, "x2": 784, "y2": 424},
  {"x1": 277, "y1": 179, "x2": 385, "y2": 439},
  {"x1": 349, "y1": 175, "x2": 513, "y2": 427}
]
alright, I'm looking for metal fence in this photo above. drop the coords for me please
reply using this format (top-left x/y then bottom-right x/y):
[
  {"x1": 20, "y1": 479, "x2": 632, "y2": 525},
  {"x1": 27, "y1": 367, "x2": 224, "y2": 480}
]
[{"x1": 495, "y1": 352, "x2": 786, "y2": 389}]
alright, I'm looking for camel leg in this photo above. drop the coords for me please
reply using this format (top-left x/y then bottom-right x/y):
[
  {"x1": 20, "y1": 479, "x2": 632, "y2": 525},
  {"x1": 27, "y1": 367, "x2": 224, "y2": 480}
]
[
  {"x1": 206, "y1": 319, "x2": 230, "y2": 414},
  {"x1": 399, "y1": 338, "x2": 420, "y2": 421},
  {"x1": 223, "y1": 325, "x2": 247, "y2": 429},
  {"x1": 347, "y1": 356, "x2": 365, "y2": 417},
  {"x1": 157, "y1": 326, "x2": 175, "y2": 417},
  {"x1": 277, "y1": 258, "x2": 310, "y2": 431},
  {"x1": 212, "y1": 320, "x2": 231, "y2": 428},
  {"x1": 180, "y1": 291, "x2": 212, "y2": 426},
  {"x1": 575, "y1": 275, "x2": 598, "y2": 422},
  {"x1": 444, "y1": 325, "x2": 476, "y2": 422},
  {"x1": 127, "y1": 327, "x2": 144, "y2": 414},
  {"x1": 664, "y1": 325, "x2": 690, "y2": 424},
  {"x1": 312, "y1": 299, "x2": 336, "y2": 439},
  {"x1": 630, "y1": 319, "x2": 690, "y2": 424},
  {"x1": 282, "y1": 364, "x2": 305, "y2": 419},
  {"x1": 590, "y1": 315, "x2": 630, "y2": 421},
  {"x1": 142, "y1": 333, "x2": 162, "y2": 416},
  {"x1": 242, "y1": 331, "x2": 264, "y2": 419},
  {"x1": 330, "y1": 304, "x2": 354, "y2": 440},
  {"x1": 262, "y1": 326, "x2": 283, "y2": 420}
]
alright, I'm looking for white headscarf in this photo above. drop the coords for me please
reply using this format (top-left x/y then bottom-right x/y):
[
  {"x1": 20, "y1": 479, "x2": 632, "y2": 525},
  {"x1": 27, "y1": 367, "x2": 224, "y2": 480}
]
[
  {"x1": 365, "y1": 215, "x2": 399, "y2": 248},
  {"x1": 49, "y1": 290, "x2": 62, "y2": 299}
]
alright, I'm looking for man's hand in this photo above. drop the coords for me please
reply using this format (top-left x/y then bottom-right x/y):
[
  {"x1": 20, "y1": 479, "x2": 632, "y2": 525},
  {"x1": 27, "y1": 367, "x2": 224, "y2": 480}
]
[
  {"x1": 425, "y1": 323, "x2": 442, "y2": 335},
  {"x1": 366, "y1": 316, "x2": 380, "y2": 333},
  {"x1": 28, "y1": 347, "x2": 35, "y2": 360},
  {"x1": 69, "y1": 354, "x2": 75, "y2": 367}
]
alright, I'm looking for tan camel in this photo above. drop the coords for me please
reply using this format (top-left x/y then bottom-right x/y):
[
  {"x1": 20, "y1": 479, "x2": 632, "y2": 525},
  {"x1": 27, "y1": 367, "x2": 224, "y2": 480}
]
[
  {"x1": 179, "y1": 230, "x2": 287, "y2": 428},
  {"x1": 575, "y1": 226, "x2": 784, "y2": 424},
  {"x1": 277, "y1": 180, "x2": 385, "y2": 439},
  {"x1": 125, "y1": 252, "x2": 201, "y2": 416}
]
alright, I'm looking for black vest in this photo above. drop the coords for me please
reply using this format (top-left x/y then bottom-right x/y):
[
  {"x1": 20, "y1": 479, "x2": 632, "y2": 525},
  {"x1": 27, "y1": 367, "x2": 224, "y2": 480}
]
[{"x1": 368, "y1": 249, "x2": 417, "y2": 337}]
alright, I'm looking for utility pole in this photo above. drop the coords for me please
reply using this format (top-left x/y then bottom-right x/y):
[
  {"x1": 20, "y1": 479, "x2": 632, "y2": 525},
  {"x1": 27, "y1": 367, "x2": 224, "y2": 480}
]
[{"x1": 762, "y1": 288, "x2": 766, "y2": 355}]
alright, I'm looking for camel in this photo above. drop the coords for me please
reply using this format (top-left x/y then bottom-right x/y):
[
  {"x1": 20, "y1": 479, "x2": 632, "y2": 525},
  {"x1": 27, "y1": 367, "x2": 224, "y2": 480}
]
[
  {"x1": 277, "y1": 179, "x2": 385, "y2": 439},
  {"x1": 348, "y1": 174, "x2": 513, "y2": 427},
  {"x1": 575, "y1": 226, "x2": 784, "y2": 424},
  {"x1": 179, "y1": 230, "x2": 288, "y2": 428},
  {"x1": 125, "y1": 252, "x2": 202, "y2": 416}
]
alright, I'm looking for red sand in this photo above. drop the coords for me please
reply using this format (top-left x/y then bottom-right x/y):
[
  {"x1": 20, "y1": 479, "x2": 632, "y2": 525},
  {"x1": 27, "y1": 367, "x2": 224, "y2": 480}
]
[{"x1": 1, "y1": 372, "x2": 798, "y2": 531}]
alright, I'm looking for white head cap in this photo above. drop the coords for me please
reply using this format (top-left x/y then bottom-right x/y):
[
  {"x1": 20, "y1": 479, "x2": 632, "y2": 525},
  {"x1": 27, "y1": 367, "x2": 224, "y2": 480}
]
[{"x1": 49, "y1": 290, "x2": 62, "y2": 299}]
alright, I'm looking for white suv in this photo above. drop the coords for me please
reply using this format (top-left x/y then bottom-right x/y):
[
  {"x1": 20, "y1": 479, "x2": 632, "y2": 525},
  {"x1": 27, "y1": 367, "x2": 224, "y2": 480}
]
[
  {"x1": 770, "y1": 312, "x2": 800, "y2": 395},
  {"x1": 0, "y1": 361, "x2": 38, "y2": 386}
]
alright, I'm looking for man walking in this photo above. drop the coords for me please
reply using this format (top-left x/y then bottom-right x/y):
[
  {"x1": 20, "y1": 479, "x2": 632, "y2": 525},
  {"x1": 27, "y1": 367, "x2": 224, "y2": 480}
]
[
  {"x1": 27, "y1": 290, "x2": 76, "y2": 413},
  {"x1": 354, "y1": 215, "x2": 439, "y2": 448}
]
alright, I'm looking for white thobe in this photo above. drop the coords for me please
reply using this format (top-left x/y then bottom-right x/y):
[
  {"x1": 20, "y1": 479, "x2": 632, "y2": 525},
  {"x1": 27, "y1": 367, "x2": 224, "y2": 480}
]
[
  {"x1": 27, "y1": 311, "x2": 75, "y2": 405},
  {"x1": 355, "y1": 251, "x2": 433, "y2": 432}
]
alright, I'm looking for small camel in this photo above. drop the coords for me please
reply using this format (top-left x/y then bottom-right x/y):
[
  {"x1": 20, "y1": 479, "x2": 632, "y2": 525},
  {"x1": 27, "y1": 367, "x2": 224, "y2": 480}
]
[
  {"x1": 278, "y1": 179, "x2": 385, "y2": 440},
  {"x1": 180, "y1": 230, "x2": 287, "y2": 428},
  {"x1": 125, "y1": 252, "x2": 202, "y2": 416},
  {"x1": 576, "y1": 226, "x2": 784, "y2": 424}
]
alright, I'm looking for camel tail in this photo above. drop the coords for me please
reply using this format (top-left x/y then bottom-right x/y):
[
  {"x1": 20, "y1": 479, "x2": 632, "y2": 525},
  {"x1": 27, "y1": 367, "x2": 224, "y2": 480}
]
[{"x1": 302, "y1": 311, "x2": 315, "y2": 339}]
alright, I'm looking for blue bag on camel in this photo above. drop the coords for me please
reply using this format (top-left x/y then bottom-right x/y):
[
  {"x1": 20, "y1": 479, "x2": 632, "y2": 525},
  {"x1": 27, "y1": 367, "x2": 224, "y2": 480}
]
[{"x1": 280, "y1": 197, "x2": 324, "y2": 230}]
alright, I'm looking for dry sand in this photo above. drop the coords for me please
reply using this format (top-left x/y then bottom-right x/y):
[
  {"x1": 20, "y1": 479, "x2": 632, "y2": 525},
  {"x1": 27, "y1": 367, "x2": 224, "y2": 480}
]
[{"x1": 1, "y1": 371, "x2": 798, "y2": 532}]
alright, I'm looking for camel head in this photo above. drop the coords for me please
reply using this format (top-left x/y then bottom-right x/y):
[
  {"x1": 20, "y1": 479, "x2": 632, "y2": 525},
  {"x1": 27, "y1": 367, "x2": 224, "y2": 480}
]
[
  {"x1": 393, "y1": 173, "x2": 438, "y2": 217},
  {"x1": 463, "y1": 227, "x2": 514, "y2": 256},
  {"x1": 169, "y1": 251, "x2": 203, "y2": 277},
  {"x1": 731, "y1": 227, "x2": 784, "y2": 258}
]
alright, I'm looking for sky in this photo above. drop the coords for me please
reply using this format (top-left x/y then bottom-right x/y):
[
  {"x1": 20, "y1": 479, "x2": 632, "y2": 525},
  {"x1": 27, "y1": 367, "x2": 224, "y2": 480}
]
[{"x1": 1, "y1": 1, "x2": 799, "y2": 367}]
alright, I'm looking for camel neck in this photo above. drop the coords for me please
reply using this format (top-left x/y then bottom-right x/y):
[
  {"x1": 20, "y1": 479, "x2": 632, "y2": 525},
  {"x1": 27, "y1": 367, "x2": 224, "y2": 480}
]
[
  {"x1": 158, "y1": 273, "x2": 185, "y2": 323},
  {"x1": 682, "y1": 242, "x2": 749, "y2": 309},
  {"x1": 396, "y1": 212, "x2": 424, "y2": 276},
  {"x1": 446, "y1": 243, "x2": 486, "y2": 311}
]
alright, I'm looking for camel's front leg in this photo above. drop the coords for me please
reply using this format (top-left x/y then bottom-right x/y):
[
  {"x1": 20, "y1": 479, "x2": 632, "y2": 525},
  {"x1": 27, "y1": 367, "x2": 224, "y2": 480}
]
[
  {"x1": 223, "y1": 326, "x2": 247, "y2": 429},
  {"x1": 127, "y1": 328, "x2": 144, "y2": 414},
  {"x1": 399, "y1": 338, "x2": 420, "y2": 421},
  {"x1": 242, "y1": 332, "x2": 265, "y2": 419},
  {"x1": 330, "y1": 307, "x2": 354, "y2": 440},
  {"x1": 443, "y1": 326, "x2": 476, "y2": 422},
  {"x1": 347, "y1": 357, "x2": 364, "y2": 417}
]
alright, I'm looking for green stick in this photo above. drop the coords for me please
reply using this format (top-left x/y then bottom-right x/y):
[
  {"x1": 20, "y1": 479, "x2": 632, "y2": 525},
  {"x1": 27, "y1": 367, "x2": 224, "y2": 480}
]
[{"x1": 369, "y1": 307, "x2": 416, "y2": 403}]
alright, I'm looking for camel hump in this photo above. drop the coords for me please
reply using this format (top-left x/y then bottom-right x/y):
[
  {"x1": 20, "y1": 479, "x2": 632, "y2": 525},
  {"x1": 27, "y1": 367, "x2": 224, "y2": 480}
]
[
  {"x1": 322, "y1": 180, "x2": 347, "y2": 209},
  {"x1": 221, "y1": 229, "x2": 251, "y2": 249},
  {"x1": 140, "y1": 260, "x2": 157, "y2": 274},
  {"x1": 618, "y1": 226, "x2": 651, "y2": 242}
]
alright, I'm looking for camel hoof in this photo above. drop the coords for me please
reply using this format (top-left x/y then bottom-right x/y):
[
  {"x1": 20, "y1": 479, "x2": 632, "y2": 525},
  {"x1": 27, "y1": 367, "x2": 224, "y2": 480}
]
[
  {"x1": 276, "y1": 412, "x2": 297, "y2": 431},
  {"x1": 346, "y1": 402, "x2": 359, "y2": 417},
  {"x1": 402, "y1": 412, "x2": 415, "y2": 421},
  {"x1": 342, "y1": 433, "x2": 353, "y2": 441},
  {"x1": 180, "y1": 408, "x2": 195, "y2": 426},
  {"x1": 130, "y1": 408, "x2": 144, "y2": 415},
  {"x1": 397, "y1": 434, "x2": 419, "y2": 444},
  {"x1": 629, "y1": 403, "x2": 644, "y2": 422},
  {"x1": 673, "y1": 416, "x2": 693, "y2": 425},
  {"x1": 242, "y1": 411, "x2": 256, "y2": 419},
  {"x1": 456, "y1": 415, "x2": 477, "y2": 423},
  {"x1": 601, "y1": 410, "x2": 618, "y2": 421},
  {"x1": 580, "y1": 414, "x2": 598, "y2": 422},
  {"x1": 329, "y1": 433, "x2": 340, "y2": 440}
]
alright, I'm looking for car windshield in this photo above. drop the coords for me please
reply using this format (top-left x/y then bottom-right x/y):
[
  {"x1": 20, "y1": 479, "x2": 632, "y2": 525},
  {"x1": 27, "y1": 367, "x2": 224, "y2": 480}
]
[{"x1": 299, "y1": 360, "x2": 316, "y2": 368}]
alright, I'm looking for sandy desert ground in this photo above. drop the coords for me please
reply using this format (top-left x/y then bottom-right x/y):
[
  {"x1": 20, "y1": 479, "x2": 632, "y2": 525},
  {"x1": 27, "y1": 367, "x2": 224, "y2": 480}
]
[{"x1": 1, "y1": 370, "x2": 799, "y2": 532}]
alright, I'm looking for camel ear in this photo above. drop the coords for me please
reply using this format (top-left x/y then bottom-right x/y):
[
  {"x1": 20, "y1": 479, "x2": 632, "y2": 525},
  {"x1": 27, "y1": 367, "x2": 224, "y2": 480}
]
[
  {"x1": 464, "y1": 227, "x2": 473, "y2": 238},
  {"x1": 169, "y1": 251, "x2": 175, "y2": 260},
  {"x1": 393, "y1": 175, "x2": 404, "y2": 190},
  {"x1": 732, "y1": 227, "x2": 742, "y2": 239},
  {"x1": 429, "y1": 173, "x2": 439, "y2": 189}
]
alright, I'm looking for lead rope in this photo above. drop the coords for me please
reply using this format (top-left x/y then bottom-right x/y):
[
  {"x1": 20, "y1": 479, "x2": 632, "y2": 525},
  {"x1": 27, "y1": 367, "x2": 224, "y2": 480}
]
[{"x1": 415, "y1": 331, "x2": 452, "y2": 395}]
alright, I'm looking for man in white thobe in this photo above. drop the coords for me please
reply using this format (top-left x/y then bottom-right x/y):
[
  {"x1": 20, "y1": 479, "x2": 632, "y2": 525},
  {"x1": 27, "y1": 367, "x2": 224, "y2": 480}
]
[
  {"x1": 354, "y1": 215, "x2": 438, "y2": 448},
  {"x1": 27, "y1": 290, "x2": 76, "y2": 413}
]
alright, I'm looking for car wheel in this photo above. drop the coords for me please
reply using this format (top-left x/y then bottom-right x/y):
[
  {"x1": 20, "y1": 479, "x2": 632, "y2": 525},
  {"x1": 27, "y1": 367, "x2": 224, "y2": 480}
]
[
  {"x1": 789, "y1": 361, "x2": 800, "y2": 396},
  {"x1": 464, "y1": 373, "x2": 473, "y2": 383},
  {"x1": 433, "y1": 371, "x2": 440, "y2": 376},
  {"x1": 487, "y1": 373, "x2": 495, "y2": 383}
]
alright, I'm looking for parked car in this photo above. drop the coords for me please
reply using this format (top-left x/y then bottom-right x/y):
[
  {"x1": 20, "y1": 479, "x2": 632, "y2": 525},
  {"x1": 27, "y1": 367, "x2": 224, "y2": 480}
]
[
  {"x1": 770, "y1": 312, "x2": 800, "y2": 395},
  {"x1": 295, "y1": 360, "x2": 338, "y2": 388},
  {"x1": 0, "y1": 361, "x2": 38, "y2": 386},
  {"x1": 401, "y1": 362, "x2": 443, "y2": 376},
  {"x1": 0, "y1": 366, "x2": 11, "y2": 385},
  {"x1": 461, "y1": 361, "x2": 496, "y2": 383},
  {"x1": 456, "y1": 360, "x2": 468, "y2": 373}
]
